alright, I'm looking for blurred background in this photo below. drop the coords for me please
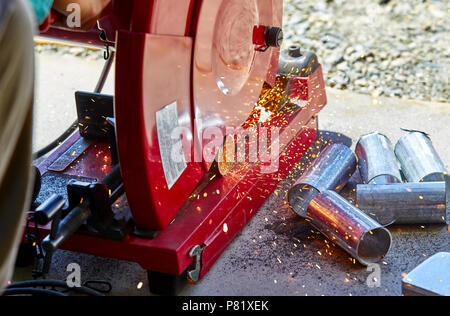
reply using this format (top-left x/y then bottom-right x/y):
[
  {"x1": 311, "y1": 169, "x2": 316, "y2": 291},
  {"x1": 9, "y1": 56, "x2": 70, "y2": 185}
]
[
  {"x1": 282, "y1": 0, "x2": 449, "y2": 102},
  {"x1": 32, "y1": 0, "x2": 450, "y2": 159}
]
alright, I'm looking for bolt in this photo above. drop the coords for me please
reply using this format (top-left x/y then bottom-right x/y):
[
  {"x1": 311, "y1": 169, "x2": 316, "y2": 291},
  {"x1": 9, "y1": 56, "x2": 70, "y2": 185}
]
[
  {"x1": 265, "y1": 27, "x2": 284, "y2": 48},
  {"x1": 288, "y1": 45, "x2": 302, "y2": 57}
]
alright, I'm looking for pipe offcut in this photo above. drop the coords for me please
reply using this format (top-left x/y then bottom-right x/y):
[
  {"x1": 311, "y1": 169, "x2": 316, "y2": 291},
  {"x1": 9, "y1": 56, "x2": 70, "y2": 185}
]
[
  {"x1": 288, "y1": 144, "x2": 391, "y2": 265},
  {"x1": 307, "y1": 190, "x2": 392, "y2": 266},
  {"x1": 356, "y1": 132, "x2": 402, "y2": 185},
  {"x1": 395, "y1": 132, "x2": 448, "y2": 183},
  {"x1": 288, "y1": 144, "x2": 356, "y2": 217},
  {"x1": 356, "y1": 176, "x2": 450, "y2": 226}
]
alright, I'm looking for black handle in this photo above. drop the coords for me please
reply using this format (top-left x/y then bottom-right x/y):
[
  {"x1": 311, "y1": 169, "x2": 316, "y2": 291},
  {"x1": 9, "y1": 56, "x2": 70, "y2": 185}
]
[
  {"x1": 34, "y1": 195, "x2": 66, "y2": 225},
  {"x1": 42, "y1": 200, "x2": 91, "y2": 253}
]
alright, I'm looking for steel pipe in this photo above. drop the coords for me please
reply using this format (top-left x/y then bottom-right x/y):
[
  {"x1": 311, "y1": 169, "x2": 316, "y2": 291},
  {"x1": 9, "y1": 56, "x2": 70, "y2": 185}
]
[
  {"x1": 307, "y1": 190, "x2": 392, "y2": 266},
  {"x1": 356, "y1": 176, "x2": 449, "y2": 226},
  {"x1": 288, "y1": 144, "x2": 356, "y2": 217},
  {"x1": 356, "y1": 132, "x2": 402, "y2": 184},
  {"x1": 395, "y1": 132, "x2": 448, "y2": 182}
]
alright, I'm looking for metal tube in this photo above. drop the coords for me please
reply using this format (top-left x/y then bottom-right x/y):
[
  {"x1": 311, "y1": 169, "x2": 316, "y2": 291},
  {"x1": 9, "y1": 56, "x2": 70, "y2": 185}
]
[
  {"x1": 356, "y1": 132, "x2": 402, "y2": 184},
  {"x1": 288, "y1": 144, "x2": 356, "y2": 217},
  {"x1": 356, "y1": 176, "x2": 449, "y2": 226},
  {"x1": 395, "y1": 132, "x2": 447, "y2": 182},
  {"x1": 94, "y1": 51, "x2": 115, "y2": 94},
  {"x1": 34, "y1": 194, "x2": 66, "y2": 226},
  {"x1": 307, "y1": 190, "x2": 392, "y2": 266},
  {"x1": 42, "y1": 200, "x2": 92, "y2": 253}
]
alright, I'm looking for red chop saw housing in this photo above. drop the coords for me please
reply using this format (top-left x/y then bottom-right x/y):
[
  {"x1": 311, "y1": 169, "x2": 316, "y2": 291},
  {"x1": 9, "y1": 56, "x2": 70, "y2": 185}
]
[
  {"x1": 45, "y1": 0, "x2": 282, "y2": 231},
  {"x1": 114, "y1": 0, "x2": 284, "y2": 230},
  {"x1": 34, "y1": 0, "x2": 327, "y2": 284}
]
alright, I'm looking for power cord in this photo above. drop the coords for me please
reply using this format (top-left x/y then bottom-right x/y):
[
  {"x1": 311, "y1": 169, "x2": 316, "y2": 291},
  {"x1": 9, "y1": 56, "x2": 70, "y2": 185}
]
[{"x1": 4, "y1": 280, "x2": 110, "y2": 296}]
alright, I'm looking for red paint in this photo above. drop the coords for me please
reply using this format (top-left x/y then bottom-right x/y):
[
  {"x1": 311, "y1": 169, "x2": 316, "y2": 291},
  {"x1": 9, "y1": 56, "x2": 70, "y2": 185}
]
[
  {"x1": 115, "y1": 30, "x2": 205, "y2": 230},
  {"x1": 37, "y1": 132, "x2": 112, "y2": 182},
  {"x1": 33, "y1": 117, "x2": 318, "y2": 276},
  {"x1": 33, "y1": 0, "x2": 328, "y2": 281},
  {"x1": 253, "y1": 25, "x2": 267, "y2": 49},
  {"x1": 34, "y1": 65, "x2": 326, "y2": 277}
]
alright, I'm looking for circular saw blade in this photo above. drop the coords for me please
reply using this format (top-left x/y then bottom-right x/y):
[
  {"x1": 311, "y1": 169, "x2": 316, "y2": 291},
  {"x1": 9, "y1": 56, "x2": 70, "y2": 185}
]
[{"x1": 192, "y1": 0, "x2": 283, "y2": 169}]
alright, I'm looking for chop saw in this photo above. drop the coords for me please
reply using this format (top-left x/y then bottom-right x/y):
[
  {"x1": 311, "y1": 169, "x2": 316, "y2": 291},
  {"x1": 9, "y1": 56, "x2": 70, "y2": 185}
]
[{"x1": 22, "y1": 0, "x2": 327, "y2": 295}]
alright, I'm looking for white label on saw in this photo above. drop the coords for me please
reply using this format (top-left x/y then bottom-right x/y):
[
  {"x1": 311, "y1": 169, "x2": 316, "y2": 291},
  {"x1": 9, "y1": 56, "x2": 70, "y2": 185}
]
[{"x1": 156, "y1": 101, "x2": 187, "y2": 189}]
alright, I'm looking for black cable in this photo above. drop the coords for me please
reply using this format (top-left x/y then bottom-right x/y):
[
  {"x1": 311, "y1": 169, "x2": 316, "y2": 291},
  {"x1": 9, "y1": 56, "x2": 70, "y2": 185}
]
[
  {"x1": 34, "y1": 120, "x2": 79, "y2": 159},
  {"x1": 83, "y1": 280, "x2": 112, "y2": 294},
  {"x1": 2, "y1": 288, "x2": 67, "y2": 296},
  {"x1": 7, "y1": 280, "x2": 105, "y2": 296}
]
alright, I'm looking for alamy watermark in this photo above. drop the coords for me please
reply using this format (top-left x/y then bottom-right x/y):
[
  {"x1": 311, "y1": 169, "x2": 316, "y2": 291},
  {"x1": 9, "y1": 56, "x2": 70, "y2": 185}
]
[
  {"x1": 169, "y1": 124, "x2": 281, "y2": 174},
  {"x1": 366, "y1": 263, "x2": 381, "y2": 288},
  {"x1": 66, "y1": 263, "x2": 81, "y2": 288},
  {"x1": 65, "y1": 4, "x2": 81, "y2": 28}
]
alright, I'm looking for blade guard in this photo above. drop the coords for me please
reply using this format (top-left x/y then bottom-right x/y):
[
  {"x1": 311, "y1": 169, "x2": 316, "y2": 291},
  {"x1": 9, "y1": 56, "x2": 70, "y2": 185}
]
[
  {"x1": 193, "y1": 0, "x2": 283, "y2": 170},
  {"x1": 116, "y1": 0, "x2": 284, "y2": 230}
]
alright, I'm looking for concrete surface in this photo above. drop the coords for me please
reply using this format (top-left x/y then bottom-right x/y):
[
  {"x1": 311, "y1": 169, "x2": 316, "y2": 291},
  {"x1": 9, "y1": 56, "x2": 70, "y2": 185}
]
[
  {"x1": 14, "y1": 51, "x2": 450, "y2": 296},
  {"x1": 33, "y1": 50, "x2": 114, "y2": 152}
]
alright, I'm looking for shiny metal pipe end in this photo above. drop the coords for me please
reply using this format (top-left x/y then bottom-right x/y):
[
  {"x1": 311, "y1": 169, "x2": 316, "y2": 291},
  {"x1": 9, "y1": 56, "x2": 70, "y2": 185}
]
[
  {"x1": 307, "y1": 190, "x2": 392, "y2": 266},
  {"x1": 356, "y1": 132, "x2": 402, "y2": 185},
  {"x1": 288, "y1": 184, "x2": 319, "y2": 218},
  {"x1": 288, "y1": 144, "x2": 356, "y2": 217},
  {"x1": 395, "y1": 132, "x2": 448, "y2": 183}
]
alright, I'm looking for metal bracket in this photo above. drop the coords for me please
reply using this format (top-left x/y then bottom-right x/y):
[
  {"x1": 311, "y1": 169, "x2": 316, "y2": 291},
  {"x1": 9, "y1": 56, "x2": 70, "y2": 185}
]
[{"x1": 187, "y1": 245, "x2": 204, "y2": 283}]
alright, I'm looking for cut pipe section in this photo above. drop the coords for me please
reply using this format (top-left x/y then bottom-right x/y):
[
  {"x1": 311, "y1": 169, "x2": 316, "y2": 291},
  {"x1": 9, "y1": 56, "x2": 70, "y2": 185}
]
[
  {"x1": 288, "y1": 144, "x2": 356, "y2": 217},
  {"x1": 356, "y1": 176, "x2": 449, "y2": 226},
  {"x1": 307, "y1": 190, "x2": 392, "y2": 266},
  {"x1": 356, "y1": 132, "x2": 402, "y2": 184},
  {"x1": 395, "y1": 132, "x2": 448, "y2": 182}
]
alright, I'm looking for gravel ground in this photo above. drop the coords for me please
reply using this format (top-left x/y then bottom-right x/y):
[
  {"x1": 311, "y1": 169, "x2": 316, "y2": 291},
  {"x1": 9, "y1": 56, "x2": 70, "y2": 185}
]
[
  {"x1": 283, "y1": 0, "x2": 449, "y2": 102},
  {"x1": 35, "y1": 0, "x2": 449, "y2": 102},
  {"x1": 34, "y1": 43, "x2": 104, "y2": 60}
]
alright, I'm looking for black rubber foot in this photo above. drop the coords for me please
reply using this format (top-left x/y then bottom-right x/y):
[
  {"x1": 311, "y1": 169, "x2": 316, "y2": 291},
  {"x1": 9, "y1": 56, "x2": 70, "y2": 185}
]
[
  {"x1": 15, "y1": 243, "x2": 35, "y2": 268},
  {"x1": 147, "y1": 270, "x2": 187, "y2": 296}
]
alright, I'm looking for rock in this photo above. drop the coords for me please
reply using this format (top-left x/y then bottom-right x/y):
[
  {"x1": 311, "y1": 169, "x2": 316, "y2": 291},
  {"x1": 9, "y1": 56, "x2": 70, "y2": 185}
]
[
  {"x1": 325, "y1": 52, "x2": 345, "y2": 66},
  {"x1": 354, "y1": 78, "x2": 368, "y2": 87},
  {"x1": 329, "y1": 71, "x2": 350, "y2": 88},
  {"x1": 294, "y1": 21, "x2": 311, "y2": 34},
  {"x1": 68, "y1": 47, "x2": 85, "y2": 56},
  {"x1": 394, "y1": 74, "x2": 407, "y2": 82},
  {"x1": 336, "y1": 61, "x2": 349, "y2": 72}
]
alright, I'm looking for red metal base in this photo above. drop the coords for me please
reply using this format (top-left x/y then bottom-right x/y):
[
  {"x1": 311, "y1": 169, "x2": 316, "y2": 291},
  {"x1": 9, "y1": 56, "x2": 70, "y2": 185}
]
[
  {"x1": 33, "y1": 0, "x2": 327, "y2": 282},
  {"x1": 33, "y1": 118, "x2": 318, "y2": 279},
  {"x1": 32, "y1": 60, "x2": 326, "y2": 280}
]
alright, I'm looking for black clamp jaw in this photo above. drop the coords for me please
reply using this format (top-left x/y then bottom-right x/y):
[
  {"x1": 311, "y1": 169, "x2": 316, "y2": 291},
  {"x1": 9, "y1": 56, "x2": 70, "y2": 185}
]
[{"x1": 28, "y1": 163, "x2": 130, "y2": 278}]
